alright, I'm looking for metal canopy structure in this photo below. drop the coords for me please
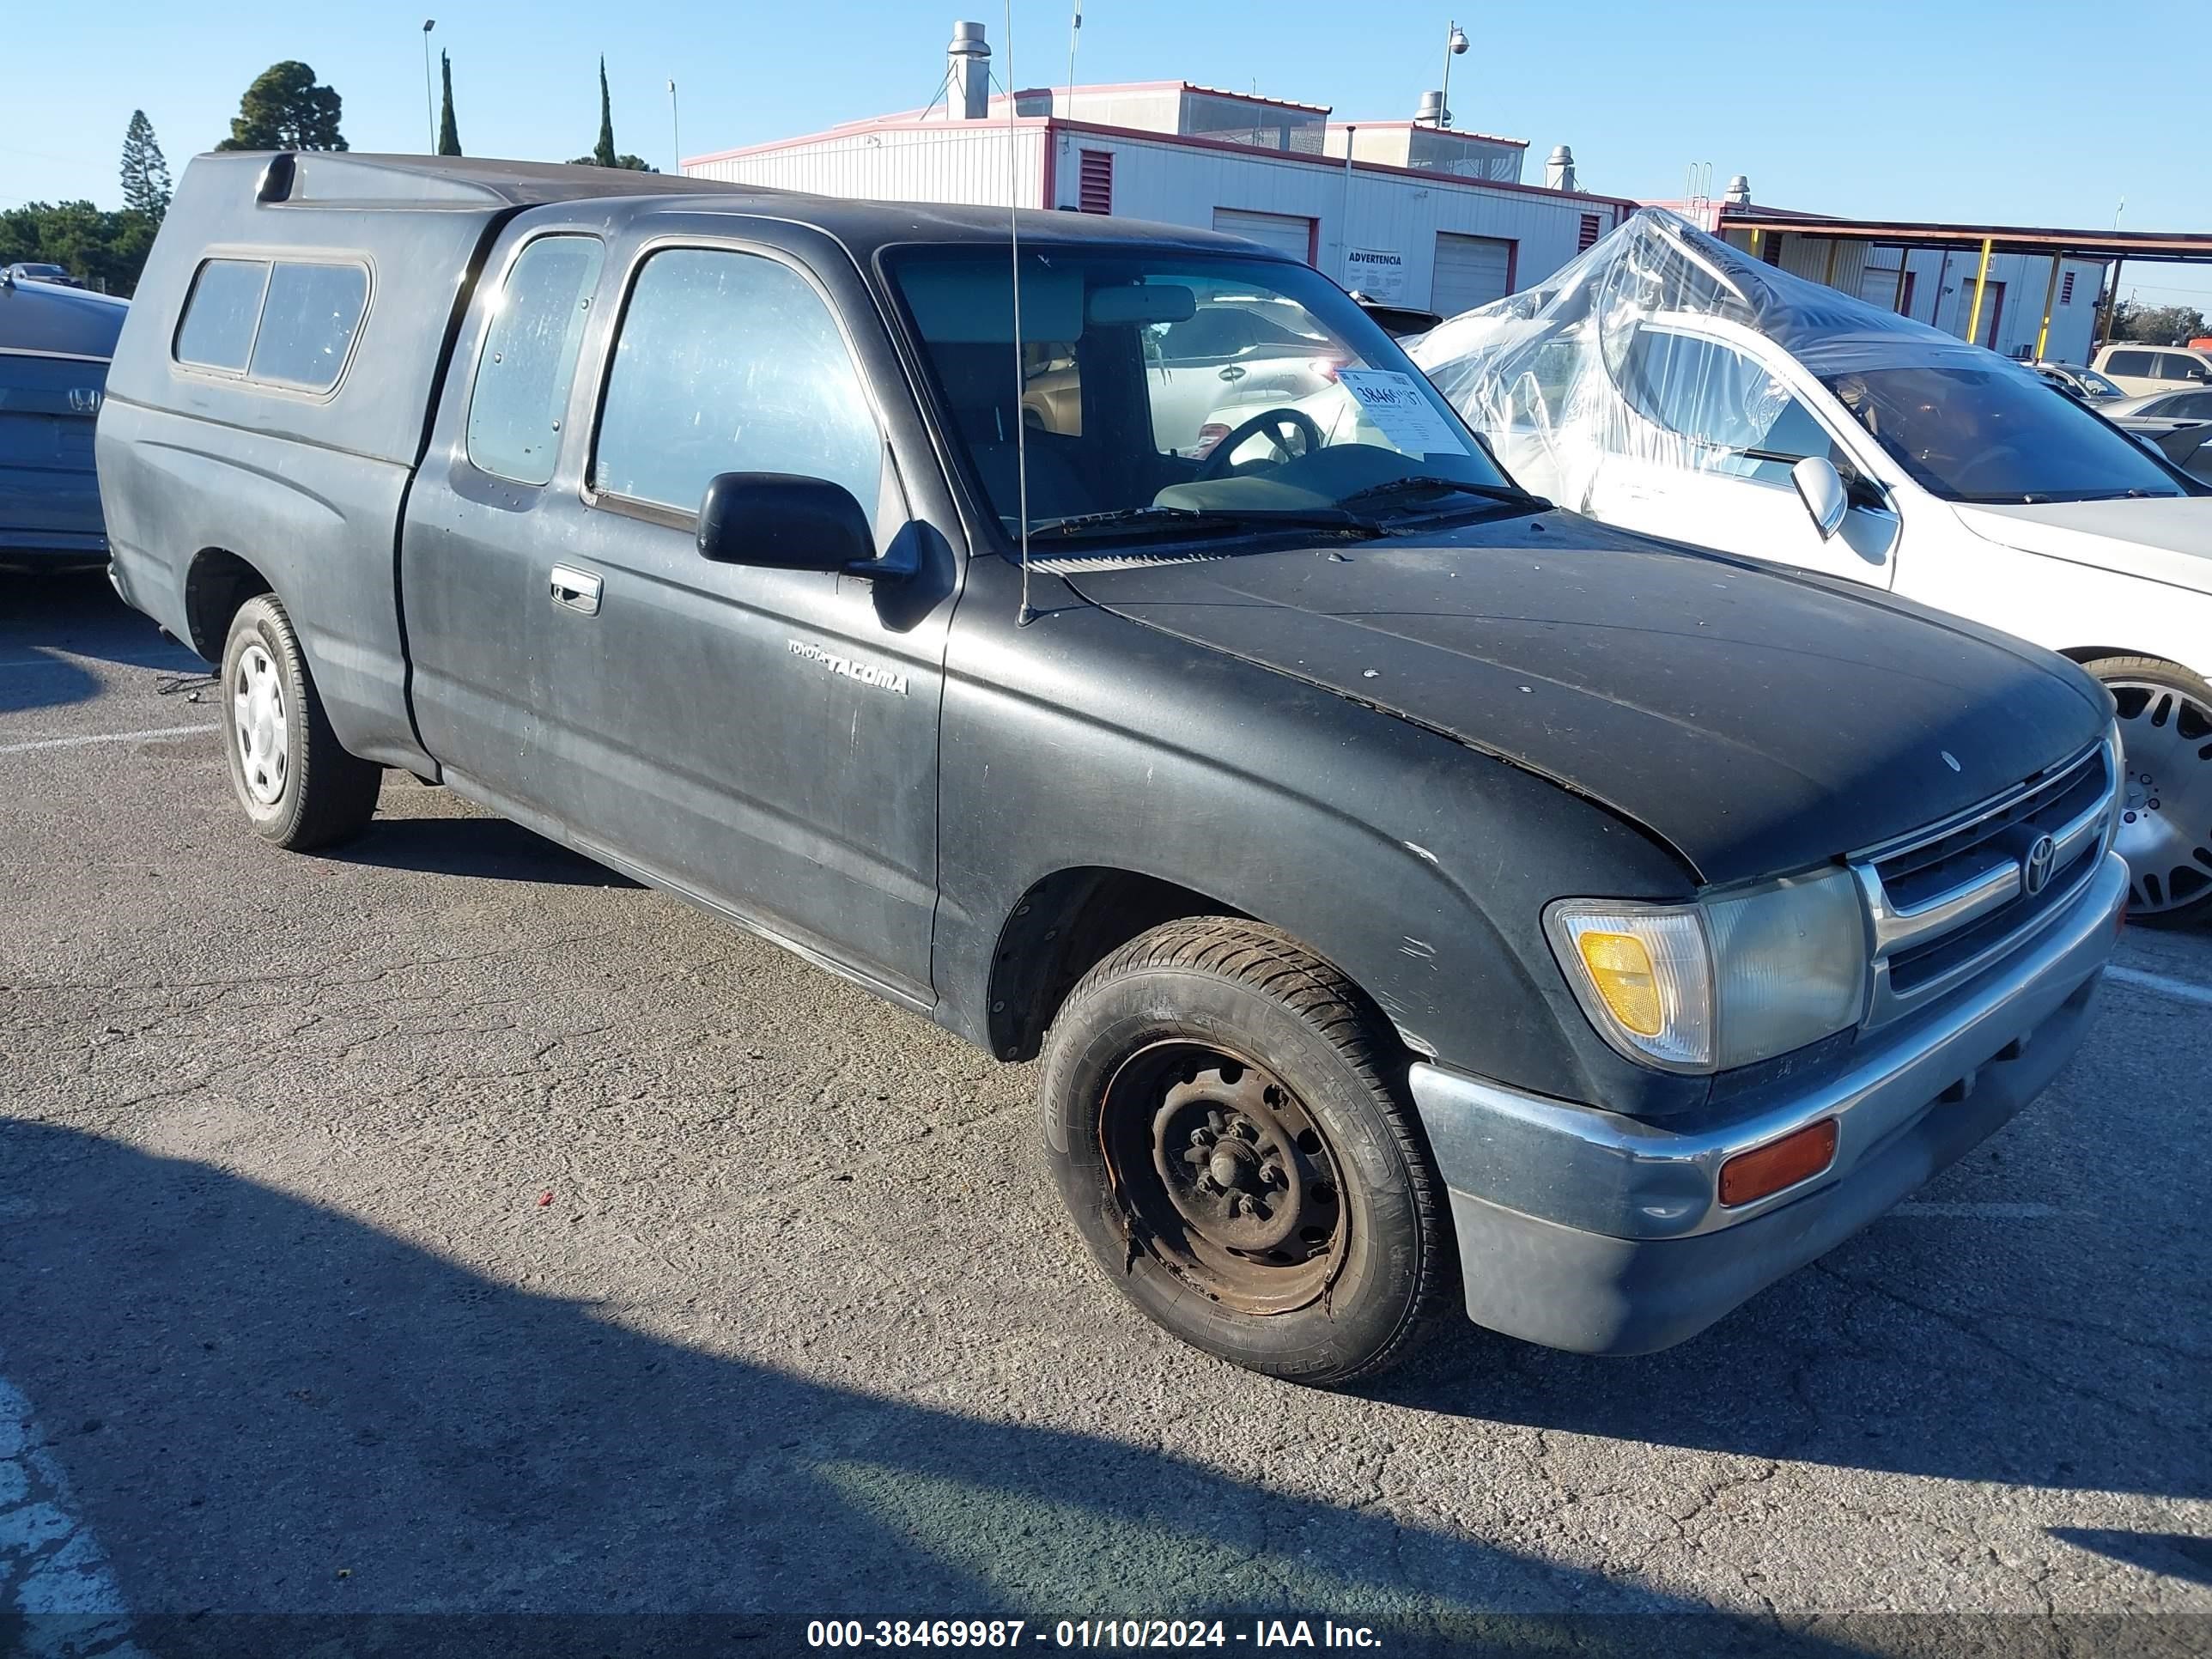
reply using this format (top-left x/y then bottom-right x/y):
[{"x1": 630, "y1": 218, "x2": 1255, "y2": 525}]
[{"x1": 1713, "y1": 209, "x2": 2212, "y2": 362}]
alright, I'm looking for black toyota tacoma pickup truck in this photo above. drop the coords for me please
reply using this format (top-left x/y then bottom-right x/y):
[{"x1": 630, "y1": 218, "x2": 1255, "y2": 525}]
[{"x1": 98, "y1": 154, "x2": 2127, "y2": 1383}]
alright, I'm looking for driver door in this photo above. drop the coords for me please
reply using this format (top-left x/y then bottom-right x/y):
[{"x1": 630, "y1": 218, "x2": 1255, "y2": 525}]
[{"x1": 1588, "y1": 322, "x2": 1899, "y2": 588}]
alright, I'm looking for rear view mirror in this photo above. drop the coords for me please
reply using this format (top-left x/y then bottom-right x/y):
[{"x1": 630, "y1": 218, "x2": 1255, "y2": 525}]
[
  {"x1": 696, "y1": 472, "x2": 884, "y2": 576},
  {"x1": 1087, "y1": 284, "x2": 1196, "y2": 326},
  {"x1": 1790, "y1": 456, "x2": 1849, "y2": 541}
]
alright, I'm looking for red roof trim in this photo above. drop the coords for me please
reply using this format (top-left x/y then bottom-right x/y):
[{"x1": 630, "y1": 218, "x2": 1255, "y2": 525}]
[{"x1": 685, "y1": 111, "x2": 1632, "y2": 212}]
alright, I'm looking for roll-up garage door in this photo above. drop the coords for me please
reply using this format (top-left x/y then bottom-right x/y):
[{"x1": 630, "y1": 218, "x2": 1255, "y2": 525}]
[
  {"x1": 1431, "y1": 233, "x2": 1514, "y2": 317},
  {"x1": 1212, "y1": 208, "x2": 1315, "y2": 264}
]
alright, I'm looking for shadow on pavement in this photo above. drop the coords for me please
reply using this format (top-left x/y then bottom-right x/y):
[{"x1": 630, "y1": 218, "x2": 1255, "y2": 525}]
[
  {"x1": 1, "y1": 573, "x2": 205, "y2": 715},
  {"x1": 0, "y1": 1120, "x2": 1864, "y2": 1659},
  {"x1": 2048, "y1": 1529, "x2": 2212, "y2": 1589},
  {"x1": 327, "y1": 812, "x2": 644, "y2": 889}
]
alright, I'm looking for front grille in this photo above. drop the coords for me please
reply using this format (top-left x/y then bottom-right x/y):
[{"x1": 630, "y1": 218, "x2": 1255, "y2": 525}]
[{"x1": 1853, "y1": 740, "x2": 2115, "y2": 1023}]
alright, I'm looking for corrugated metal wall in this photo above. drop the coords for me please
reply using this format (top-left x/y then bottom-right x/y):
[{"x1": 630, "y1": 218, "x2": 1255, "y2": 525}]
[
  {"x1": 688, "y1": 122, "x2": 1620, "y2": 313},
  {"x1": 689, "y1": 125, "x2": 1046, "y2": 211},
  {"x1": 1046, "y1": 128, "x2": 1617, "y2": 311}
]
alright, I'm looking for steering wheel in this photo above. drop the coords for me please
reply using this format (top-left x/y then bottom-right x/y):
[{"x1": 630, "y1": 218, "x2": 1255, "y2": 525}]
[{"x1": 1196, "y1": 406, "x2": 1326, "y2": 481}]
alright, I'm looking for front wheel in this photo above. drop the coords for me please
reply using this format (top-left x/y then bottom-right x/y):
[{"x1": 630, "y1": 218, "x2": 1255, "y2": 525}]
[
  {"x1": 1040, "y1": 919, "x2": 1450, "y2": 1384},
  {"x1": 2086, "y1": 655, "x2": 2212, "y2": 927},
  {"x1": 220, "y1": 593, "x2": 382, "y2": 851}
]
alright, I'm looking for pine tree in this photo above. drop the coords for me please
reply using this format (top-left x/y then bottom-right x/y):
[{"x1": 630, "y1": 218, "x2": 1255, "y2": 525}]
[
  {"x1": 215, "y1": 61, "x2": 348, "y2": 153},
  {"x1": 118, "y1": 111, "x2": 173, "y2": 220},
  {"x1": 568, "y1": 58, "x2": 655, "y2": 171},
  {"x1": 437, "y1": 51, "x2": 461, "y2": 155}
]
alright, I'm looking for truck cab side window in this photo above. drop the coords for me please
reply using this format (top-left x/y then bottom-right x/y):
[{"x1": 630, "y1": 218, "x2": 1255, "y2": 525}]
[
  {"x1": 465, "y1": 235, "x2": 605, "y2": 486},
  {"x1": 592, "y1": 247, "x2": 882, "y2": 517}
]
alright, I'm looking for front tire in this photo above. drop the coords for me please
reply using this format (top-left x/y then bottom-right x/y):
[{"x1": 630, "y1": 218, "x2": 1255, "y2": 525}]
[
  {"x1": 1040, "y1": 919, "x2": 1449, "y2": 1384},
  {"x1": 220, "y1": 594, "x2": 381, "y2": 851},
  {"x1": 2085, "y1": 654, "x2": 2212, "y2": 927}
]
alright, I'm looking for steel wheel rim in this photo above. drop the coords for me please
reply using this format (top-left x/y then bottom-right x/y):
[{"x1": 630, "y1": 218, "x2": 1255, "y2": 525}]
[
  {"x1": 1099, "y1": 1040, "x2": 1348, "y2": 1316},
  {"x1": 232, "y1": 641, "x2": 289, "y2": 806},
  {"x1": 2108, "y1": 677, "x2": 2212, "y2": 915}
]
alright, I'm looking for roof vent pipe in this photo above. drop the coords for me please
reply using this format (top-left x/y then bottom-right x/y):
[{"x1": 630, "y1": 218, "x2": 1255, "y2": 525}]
[
  {"x1": 948, "y1": 21, "x2": 992, "y2": 121},
  {"x1": 1546, "y1": 145, "x2": 1576, "y2": 191},
  {"x1": 1415, "y1": 89, "x2": 1449, "y2": 128},
  {"x1": 1723, "y1": 173, "x2": 1751, "y2": 205}
]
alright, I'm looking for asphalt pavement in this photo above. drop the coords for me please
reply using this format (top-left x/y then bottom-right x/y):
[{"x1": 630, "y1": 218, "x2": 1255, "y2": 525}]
[{"x1": 3, "y1": 574, "x2": 2208, "y2": 1658}]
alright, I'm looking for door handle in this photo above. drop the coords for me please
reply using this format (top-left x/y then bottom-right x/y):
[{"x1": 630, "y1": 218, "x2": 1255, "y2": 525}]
[
  {"x1": 1218, "y1": 365, "x2": 1247, "y2": 382},
  {"x1": 549, "y1": 564, "x2": 603, "y2": 617}
]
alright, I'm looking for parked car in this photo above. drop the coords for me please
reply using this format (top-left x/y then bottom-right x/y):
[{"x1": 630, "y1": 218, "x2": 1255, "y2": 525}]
[
  {"x1": 1351, "y1": 296, "x2": 1443, "y2": 342},
  {"x1": 1, "y1": 267, "x2": 125, "y2": 571},
  {"x1": 2092, "y1": 342, "x2": 2212, "y2": 396},
  {"x1": 2104, "y1": 386, "x2": 2212, "y2": 422},
  {"x1": 1417, "y1": 209, "x2": 2212, "y2": 924},
  {"x1": 2029, "y1": 361, "x2": 2125, "y2": 403},
  {"x1": 102, "y1": 154, "x2": 2127, "y2": 1382},
  {"x1": 4, "y1": 262, "x2": 87, "y2": 289}
]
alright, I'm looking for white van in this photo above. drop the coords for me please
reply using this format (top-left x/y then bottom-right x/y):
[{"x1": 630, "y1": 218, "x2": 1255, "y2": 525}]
[{"x1": 2094, "y1": 343, "x2": 2212, "y2": 397}]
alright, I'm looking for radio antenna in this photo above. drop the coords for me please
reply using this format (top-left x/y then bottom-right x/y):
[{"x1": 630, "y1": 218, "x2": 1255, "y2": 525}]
[{"x1": 1006, "y1": 0, "x2": 1035, "y2": 625}]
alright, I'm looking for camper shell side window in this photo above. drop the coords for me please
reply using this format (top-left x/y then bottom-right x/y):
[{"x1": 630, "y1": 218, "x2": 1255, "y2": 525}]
[{"x1": 171, "y1": 253, "x2": 371, "y2": 395}]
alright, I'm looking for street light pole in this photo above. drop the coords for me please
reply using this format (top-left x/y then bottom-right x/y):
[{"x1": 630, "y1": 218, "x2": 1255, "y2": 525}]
[
  {"x1": 422, "y1": 21, "x2": 437, "y2": 153},
  {"x1": 669, "y1": 79, "x2": 681, "y2": 173},
  {"x1": 1438, "y1": 19, "x2": 1469, "y2": 129}
]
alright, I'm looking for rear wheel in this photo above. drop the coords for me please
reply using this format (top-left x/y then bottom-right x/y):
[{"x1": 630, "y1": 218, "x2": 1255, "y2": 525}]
[
  {"x1": 1040, "y1": 919, "x2": 1449, "y2": 1384},
  {"x1": 2086, "y1": 655, "x2": 2212, "y2": 927},
  {"x1": 220, "y1": 594, "x2": 382, "y2": 851}
]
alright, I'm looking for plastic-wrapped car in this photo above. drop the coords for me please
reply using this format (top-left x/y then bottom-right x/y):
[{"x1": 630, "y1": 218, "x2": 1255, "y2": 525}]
[
  {"x1": 1413, "y1": 210, "x2": 2212, "y2": 925},
  {"x1": 1, "y1": 270, "x2": 126, "y2": 571}
]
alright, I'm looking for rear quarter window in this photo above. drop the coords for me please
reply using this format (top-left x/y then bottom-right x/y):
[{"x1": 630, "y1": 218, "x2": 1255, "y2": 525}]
[{"x1": 173, "y1": 256, "x2": 369, "y2": 392}]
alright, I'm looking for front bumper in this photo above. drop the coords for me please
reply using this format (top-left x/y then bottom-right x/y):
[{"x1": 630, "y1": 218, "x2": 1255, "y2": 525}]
[{"x1": 1408, "y1": 850, "x2": 2127, "y2": 1356}]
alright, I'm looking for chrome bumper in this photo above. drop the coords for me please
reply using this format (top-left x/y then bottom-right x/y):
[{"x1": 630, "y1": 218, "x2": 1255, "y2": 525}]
[{"x1": 1408, "y1": 850, "x2": 2127, "y2": 1355}]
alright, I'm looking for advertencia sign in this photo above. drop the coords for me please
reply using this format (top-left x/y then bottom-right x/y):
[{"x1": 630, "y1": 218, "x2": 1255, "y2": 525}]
[{"x1": 1345, "y1": 246, "x2": 1407, "y2": 303}]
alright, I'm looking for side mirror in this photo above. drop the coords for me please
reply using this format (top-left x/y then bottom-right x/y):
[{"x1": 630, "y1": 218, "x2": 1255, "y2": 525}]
[
  {"x1": 1790, "y1": 455, "x2": 1850, "y2": 541},
  {"x1": 696, "y1": 471, "x2": 896, "y2": 578}
]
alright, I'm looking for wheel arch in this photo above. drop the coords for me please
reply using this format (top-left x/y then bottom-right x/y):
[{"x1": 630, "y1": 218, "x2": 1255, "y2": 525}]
[
  {"x1": 984, "y1": 866, "x2": 1258, "y2": 1062},
  {"x1": 183, "y1": 546, "x2": 276, "y2": 662}
]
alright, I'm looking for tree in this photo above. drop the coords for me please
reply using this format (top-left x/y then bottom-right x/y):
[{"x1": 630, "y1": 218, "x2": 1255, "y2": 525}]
[
  {"x1": 569, "y1": 58, "x2": 657, "y2": 171},
  {"x1": 437, "y1": 51, "x2": 461, "y2": 156},
  {"x1": 118, "y1": 111, "x2": 173, "y2": 221},
  {"x1": 216, "y1": 61, "x2": 348, "y2": 153},
  {"x1": 0, "y1": 202, "x2": 159, "y2": 297},
  {"x1": 2108, "y1": 298, "x2": 2209, "y2": 347}
]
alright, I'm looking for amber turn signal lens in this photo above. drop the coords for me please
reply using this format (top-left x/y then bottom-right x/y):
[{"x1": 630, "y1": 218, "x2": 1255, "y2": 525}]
[{"x1": 1717, "y1": 1118, "x2": 1838, "y2": 1208}]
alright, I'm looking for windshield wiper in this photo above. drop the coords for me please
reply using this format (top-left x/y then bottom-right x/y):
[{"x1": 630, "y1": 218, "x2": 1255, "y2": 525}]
[
  {"x1": 1029, "y1": 503, "x2": 1376, "y2": 539},
  {"x1": 1335, "y1": 476, "x2": 1550, "y2": 513}
]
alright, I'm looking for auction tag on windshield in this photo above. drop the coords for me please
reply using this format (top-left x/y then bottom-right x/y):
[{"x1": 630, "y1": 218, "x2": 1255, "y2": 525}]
[{"x1": 1335, "y1": 369, "x2": 1471, "y2": 457}]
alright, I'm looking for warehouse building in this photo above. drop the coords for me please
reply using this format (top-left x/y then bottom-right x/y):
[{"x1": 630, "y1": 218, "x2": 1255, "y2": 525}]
[
  {"x1": 1662, "y1": 180, "x2": 2212, "y2": 368},
  {"x1": 682, "y1": 21, "x2": 1632, "y2": 318}
]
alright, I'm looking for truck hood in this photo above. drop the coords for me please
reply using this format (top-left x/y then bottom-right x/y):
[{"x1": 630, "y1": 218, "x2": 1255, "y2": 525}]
[
  {"x1": 1060, "y1": 511, "x2": 2107, "y2": 884},
  {"x1": 1950, "y1": 496, "x2": 2212, "y2": 593}
]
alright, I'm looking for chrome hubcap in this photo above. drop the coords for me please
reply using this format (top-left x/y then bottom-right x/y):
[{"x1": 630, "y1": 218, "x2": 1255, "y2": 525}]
[
  {"x1": 232, "y1": 642, "x2": 289, "y2": 806},
  {"x1": 2108, "y1": 678, "x2": 2212, "y2": 915}
]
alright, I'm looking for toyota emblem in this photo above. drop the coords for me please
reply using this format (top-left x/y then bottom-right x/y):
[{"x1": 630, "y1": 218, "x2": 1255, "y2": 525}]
[{"x1": 2022, "y1": 834, "x2": 2057, "y2": 897}]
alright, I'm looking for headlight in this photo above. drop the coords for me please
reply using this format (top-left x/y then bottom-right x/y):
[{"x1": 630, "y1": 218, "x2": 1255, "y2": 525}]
[{"x1": 1545, "y1": 866, "x2": 1869, "y2": 1074}]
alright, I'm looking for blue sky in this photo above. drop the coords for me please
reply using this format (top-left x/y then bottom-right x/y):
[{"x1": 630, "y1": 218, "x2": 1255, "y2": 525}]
[{"x1": 6, "y1": 0, "x2": 2208, "y2": 308}]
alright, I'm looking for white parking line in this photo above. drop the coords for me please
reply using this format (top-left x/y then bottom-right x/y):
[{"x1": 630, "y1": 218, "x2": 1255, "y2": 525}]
[
  {"x1": 2106, "y1": 963, "x2": 2212, "y2": 1008},
  {"x1": 0, "y1": 1371, "x2": 141, "y2": 1652},
  {"x1": 0, "y1": 725, "x2": 216, "y2": 757}
]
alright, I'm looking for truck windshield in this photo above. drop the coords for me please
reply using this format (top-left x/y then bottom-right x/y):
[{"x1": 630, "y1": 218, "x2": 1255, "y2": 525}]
[
  {"x1": 886, "y1": 248, "x2": 1521, "y2": 541},
  {"x1": 1822, "y1": 364, "x2": 2185, "y2": 503}
]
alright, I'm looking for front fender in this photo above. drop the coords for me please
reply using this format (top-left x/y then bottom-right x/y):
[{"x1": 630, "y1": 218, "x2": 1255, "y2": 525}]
[{"x1": 932, "y1": 561, "x2": 1710, "y2": 1121}]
